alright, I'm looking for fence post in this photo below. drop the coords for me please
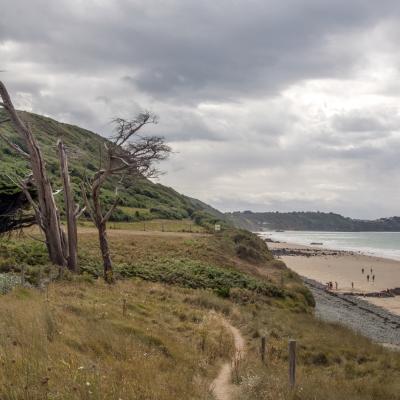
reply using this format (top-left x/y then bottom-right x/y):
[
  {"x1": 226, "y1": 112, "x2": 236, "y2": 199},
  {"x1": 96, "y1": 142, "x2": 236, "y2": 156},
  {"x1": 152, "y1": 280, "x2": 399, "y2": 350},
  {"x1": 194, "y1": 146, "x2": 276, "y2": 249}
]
[
  {"x1": 20, "y1": 264, "x2": 25, "y2": 285},
  {"x1": 143, "y1": 222, "x2": 146, "y2": 231},
  {"x1": 122, "y1": 298, "x2": 127, "y2": 316},
  {"x1": 289, "y1": 339, "x2": 296, "y2": 389},
  {"x1": 38, "y1": 266, "x2": 43, "y2": 289},
  {"x1": 260, "y1": 336, "x2": 266, "y2": 364}
]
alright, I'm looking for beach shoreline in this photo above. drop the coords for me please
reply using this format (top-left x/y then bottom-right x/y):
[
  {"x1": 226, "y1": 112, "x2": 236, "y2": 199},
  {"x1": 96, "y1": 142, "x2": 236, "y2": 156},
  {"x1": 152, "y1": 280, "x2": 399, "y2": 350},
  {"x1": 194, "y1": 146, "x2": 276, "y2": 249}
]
[
  {"x1": 266, "y1": 240, "x2": 400, "y2": 345},
  {"x1": 268, "y1": 240, "x2": 400, "y2": 318}
]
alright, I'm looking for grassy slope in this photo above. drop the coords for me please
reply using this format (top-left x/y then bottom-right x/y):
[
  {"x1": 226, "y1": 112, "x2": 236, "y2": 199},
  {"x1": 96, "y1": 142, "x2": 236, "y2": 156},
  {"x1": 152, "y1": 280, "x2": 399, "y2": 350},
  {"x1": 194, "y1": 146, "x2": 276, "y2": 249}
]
[
  {"x1": 0, "y1": 224, "x2": 399, "y2": 399},
  {"x1": 0, "y1": 109, "x2": 221, "y2": 223},
  {"x1": 0, "y1": 280, "x2": 234, "y2": 399}
]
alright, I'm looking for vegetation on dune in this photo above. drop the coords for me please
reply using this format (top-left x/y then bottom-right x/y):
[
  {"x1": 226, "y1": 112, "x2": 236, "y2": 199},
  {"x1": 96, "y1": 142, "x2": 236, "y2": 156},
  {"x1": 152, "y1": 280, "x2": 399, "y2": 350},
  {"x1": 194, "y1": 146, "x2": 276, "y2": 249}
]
[
  {"x1": 116, "y1": 259, "x2": 284, "y2": 299},
  {"x1": 0, "y1": 226, "x2": 288, "y2": 303},
  {"x1": 234, "y1": 303, "x2": 400, "y2": 400},
  {"x1": 0, "y1": 280, "x2": 234, "y2": 400}
]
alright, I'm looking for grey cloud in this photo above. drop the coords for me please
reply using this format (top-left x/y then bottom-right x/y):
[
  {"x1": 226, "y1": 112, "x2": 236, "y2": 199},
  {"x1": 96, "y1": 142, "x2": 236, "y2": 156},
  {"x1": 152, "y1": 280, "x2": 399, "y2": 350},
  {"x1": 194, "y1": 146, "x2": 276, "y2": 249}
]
[
  {"x1": 332, "y1": 109, "x2": 400, "y2": 133},
  {"x1": 2, "y1": 0, "x2": 400, "y2": 218},
  {"x1": 1, "y1": 0, "x2": 399, "y2": 101}
]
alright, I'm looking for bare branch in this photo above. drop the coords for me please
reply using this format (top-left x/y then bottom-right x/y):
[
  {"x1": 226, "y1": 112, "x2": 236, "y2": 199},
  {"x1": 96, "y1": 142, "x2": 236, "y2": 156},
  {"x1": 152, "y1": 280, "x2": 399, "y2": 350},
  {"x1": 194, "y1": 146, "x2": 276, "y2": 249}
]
[
  {"x1": 75, "y1": 206, "x2": 86, "y2": 219},
  {"x1": 7, "y1": 174, "x2": 45, "y2": 231},
  {"x1": 101, "y1": 197, "x2": 119, "y2": 224},
  {"x1": 80, "y1": 183, "x2": 96, "y2": 223},
  {"x1": 0, "y1": 135, "x2": 30, "y2": 159},
  {"x1": 111, "y1": 112, "x2": 158, "y2": 147}
]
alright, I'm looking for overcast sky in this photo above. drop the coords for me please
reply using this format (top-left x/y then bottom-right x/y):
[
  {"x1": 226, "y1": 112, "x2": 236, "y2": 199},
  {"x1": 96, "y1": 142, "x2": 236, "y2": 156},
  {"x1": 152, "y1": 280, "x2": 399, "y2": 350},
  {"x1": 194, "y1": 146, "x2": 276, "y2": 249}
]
[{"x1": 2, "y1": 0, "x2": 400, "y2": 218}]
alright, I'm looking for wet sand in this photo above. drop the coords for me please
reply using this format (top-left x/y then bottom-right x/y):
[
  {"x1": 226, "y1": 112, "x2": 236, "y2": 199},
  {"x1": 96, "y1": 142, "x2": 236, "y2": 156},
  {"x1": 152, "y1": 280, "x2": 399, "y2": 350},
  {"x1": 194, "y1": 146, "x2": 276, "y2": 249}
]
[{"x1": 269, "y1": 241, "x2": 400, "y2": 316}]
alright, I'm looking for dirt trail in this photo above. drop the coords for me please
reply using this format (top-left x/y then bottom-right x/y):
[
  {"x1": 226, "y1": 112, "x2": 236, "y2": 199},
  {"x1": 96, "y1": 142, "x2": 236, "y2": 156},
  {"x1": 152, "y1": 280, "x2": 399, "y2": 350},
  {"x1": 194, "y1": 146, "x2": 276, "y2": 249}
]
[
  {"x1": 211, "y1": 319, "x2": 246, "y2": 400},
  {"x1": 77, "y1": 226, "x2": 208, "y2": 238}
]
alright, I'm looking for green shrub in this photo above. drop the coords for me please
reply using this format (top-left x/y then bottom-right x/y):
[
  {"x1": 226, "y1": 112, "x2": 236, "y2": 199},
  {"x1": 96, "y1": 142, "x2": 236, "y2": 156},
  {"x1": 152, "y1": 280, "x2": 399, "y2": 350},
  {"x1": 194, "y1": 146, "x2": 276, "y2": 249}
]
[{"x1": 107, "y1": 258, "x2": 285, "y2": 299}]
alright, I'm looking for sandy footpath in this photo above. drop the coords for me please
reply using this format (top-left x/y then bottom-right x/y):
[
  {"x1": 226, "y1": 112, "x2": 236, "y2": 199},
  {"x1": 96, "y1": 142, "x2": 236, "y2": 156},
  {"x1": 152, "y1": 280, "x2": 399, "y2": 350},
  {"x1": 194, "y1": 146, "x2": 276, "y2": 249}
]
[{"x1": 269, "y1": 241, "x2": 400, "y2": 316}]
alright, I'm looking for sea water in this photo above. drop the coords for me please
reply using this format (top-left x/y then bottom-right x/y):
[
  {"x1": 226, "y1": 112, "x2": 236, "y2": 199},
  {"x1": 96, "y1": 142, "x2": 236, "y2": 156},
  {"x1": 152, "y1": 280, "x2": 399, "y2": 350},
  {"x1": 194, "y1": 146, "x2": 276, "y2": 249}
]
[{"x1": 258, "y1": 231, "x2": 400, "y2": 261}]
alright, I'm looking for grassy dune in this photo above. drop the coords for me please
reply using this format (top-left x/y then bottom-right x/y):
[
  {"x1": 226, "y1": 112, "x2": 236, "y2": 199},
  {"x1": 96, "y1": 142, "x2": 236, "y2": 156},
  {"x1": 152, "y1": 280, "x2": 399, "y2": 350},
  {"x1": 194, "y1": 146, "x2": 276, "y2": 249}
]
[
  {"x1": 234, "y1": 301, "x2": 400, "y2": 400},
  {"x1": 0, "y1": 225, "x2": 399, "y2": 399},
  {"x1": 0, "y1": 280, "x2": 234, "y2": 400}
]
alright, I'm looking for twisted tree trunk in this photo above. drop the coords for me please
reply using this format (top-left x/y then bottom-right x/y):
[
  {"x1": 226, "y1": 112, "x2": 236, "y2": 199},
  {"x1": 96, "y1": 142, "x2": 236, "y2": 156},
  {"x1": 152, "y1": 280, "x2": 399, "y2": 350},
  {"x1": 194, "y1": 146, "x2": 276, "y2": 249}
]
[
  {"x1": 98, "y1": 221, "x2": 113, "y2": 282},
  {"x1": 0, "y1": 81, "x2": 67, "y2": 267},
  {"x1": 92, "y1": 173, "x2": 114, "y2": 283},
  {"x1": 58, "y1": 140, "x2": 79, "y2": 272}
]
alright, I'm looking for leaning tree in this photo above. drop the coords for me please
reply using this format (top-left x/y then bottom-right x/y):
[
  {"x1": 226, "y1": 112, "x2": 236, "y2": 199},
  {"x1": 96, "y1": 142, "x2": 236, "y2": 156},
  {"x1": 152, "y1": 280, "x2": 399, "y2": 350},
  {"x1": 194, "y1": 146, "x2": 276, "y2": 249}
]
[
  {"x1": 82, "y1": 113, "x2": 170, "y2": 283},
  {"x1": 0, "y1": 81, "x2": 80, "y2": 270}
]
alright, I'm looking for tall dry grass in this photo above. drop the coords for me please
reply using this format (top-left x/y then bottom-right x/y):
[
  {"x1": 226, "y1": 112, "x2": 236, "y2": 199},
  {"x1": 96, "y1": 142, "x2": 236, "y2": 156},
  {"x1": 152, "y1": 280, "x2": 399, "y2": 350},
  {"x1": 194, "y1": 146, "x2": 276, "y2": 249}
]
[
  {"x1": 230, "y1": 301, "x2": 400, "y2": 400},
  {"x1": 0, "y1": 280, "x2": 234, "y2": 400}
]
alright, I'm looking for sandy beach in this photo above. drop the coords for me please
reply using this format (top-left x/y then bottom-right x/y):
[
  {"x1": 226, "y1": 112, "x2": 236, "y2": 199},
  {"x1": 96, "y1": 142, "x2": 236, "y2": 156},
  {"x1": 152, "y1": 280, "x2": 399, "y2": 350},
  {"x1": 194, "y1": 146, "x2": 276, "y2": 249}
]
[{"x1": 269, "y1": 241, "x2": 400, "y2": 316}]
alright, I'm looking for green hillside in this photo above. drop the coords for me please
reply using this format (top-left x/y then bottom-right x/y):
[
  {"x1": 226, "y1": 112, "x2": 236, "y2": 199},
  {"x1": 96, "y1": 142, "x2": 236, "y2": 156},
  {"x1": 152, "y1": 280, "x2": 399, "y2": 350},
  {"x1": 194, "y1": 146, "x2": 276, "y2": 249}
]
[
  {"x1": 227, "y1": 210, "x2": 400, "y2": 231},
  {"x1": 0, "y1": 109, "x2": 222, "y2": 226}
]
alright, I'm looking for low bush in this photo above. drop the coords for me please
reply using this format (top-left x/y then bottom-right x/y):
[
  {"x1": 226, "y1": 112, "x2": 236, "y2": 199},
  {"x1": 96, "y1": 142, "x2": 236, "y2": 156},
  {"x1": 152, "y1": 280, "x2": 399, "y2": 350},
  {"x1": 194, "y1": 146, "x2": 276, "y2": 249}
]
[{"x1": 81, "y1": 258, "x2": 285, "y2": 299}]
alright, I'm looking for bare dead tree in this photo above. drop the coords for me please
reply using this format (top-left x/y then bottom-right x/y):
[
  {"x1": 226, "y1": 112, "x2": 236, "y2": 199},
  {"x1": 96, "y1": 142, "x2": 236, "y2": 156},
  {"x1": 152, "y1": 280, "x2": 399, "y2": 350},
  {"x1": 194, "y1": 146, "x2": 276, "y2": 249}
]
[
  {"x1": 58, "y1": 140, "x2": 85, "y2": 272},
  {"x1": 0, "y1": 81, "x2": 68, "y2": 267},
  {"x1": 81, "y1": 112, "x2": 170, "y2": 283}
]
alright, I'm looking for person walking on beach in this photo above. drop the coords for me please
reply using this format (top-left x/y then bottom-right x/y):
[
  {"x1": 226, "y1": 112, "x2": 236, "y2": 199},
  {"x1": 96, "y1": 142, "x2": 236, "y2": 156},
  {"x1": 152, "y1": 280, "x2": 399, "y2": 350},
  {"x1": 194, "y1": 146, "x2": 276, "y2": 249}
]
[
  {"x1": 372, "y1": 275, "x2": 375, "y2": 282},
  {"x1": 370, "y1": 268, "x2": 373, "y2": 274},
  {"x1": 367, "y1": 275, "x2": 370, "y2": 282},
  {"x1": 362, "y1": 268, "x2": 364, "y2": 274},
  {"x1": 351, "y1": 282, "x2": 354, "y2": 290},
  {"x1": 335, "y1": 281, "x2": 338, "y2": 290}
]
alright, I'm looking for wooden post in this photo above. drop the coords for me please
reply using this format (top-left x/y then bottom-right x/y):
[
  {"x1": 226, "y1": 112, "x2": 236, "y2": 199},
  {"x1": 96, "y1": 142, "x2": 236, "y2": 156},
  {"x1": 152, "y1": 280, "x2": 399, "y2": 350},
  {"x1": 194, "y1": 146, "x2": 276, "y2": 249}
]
[
  {"x1": 143, "y1": 222, "x2": 146, "y2": 231},
  {"x1": 162, "y1": 223, "x2": 164, "y2": 232},
  {"x1": 38, "y1": 266, "x2": 43, "y2": 289},
  {"x1": 289, "y1": 340, "x2": 296, "y2": 389},
  {"x1": 20, "y1": 264, "x2": 25, "y2": 285},
  {"x1": 260, "y1": 336, "x2": 266, "y2": 364},
  {"x1": 122, "y1": 298, "x2": 127, "y2": 316}
]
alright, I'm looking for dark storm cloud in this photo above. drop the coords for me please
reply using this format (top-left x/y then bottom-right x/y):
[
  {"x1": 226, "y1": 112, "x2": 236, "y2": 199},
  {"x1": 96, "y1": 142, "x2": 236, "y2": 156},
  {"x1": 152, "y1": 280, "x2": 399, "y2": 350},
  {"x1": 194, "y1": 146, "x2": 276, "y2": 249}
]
[
  {"x1": 2, "y1": 0, "x2": 400, "y2": 217},
  {"x1": 1, "y1": 0, "x2": 399, "y2": 100}
]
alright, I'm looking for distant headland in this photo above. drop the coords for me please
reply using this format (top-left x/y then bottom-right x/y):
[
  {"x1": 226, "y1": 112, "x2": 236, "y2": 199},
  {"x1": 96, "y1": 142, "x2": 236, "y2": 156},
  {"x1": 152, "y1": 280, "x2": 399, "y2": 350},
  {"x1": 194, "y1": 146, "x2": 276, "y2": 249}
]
[{"x1": 226, "y1": 211, "x2": 400, "y2": 232}]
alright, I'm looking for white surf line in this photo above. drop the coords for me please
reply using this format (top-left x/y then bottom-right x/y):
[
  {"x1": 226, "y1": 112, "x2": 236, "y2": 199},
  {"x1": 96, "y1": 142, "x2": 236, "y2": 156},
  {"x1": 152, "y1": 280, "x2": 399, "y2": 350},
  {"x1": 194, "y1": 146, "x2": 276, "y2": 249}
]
[{"x1": 211, "y1": 318, "x2": 246, "y2": 400}]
